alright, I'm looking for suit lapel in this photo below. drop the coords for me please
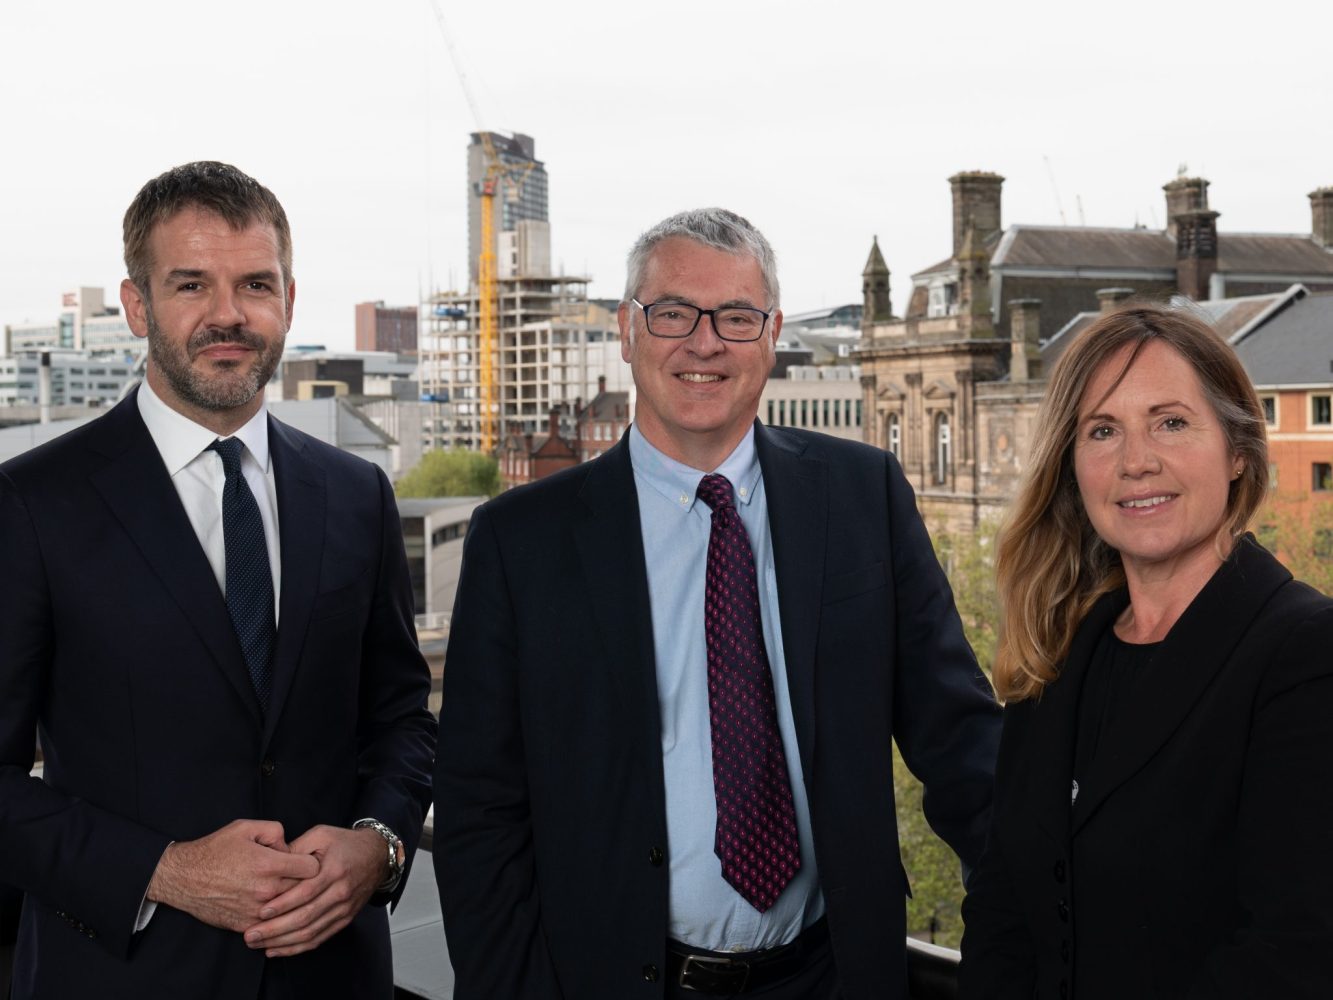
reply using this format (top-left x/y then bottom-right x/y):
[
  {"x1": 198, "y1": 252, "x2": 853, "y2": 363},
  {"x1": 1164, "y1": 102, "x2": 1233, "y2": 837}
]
[
  {"x1": 85, "y1": 395, "x2": 263, "y2": 727},
  {"x1": 1072, "y1": 537, "x2": 1291, "y2": 833},
  {"x1": 754, "y1": 423, "x2": 827, "y2": 763},
  {"x1": 571, "y1": 438, "x2": 665, "y2": 793},
  {"x1": 263, "y1": 417, "x2": 326, "y2": 747},
  {"x1": 1019, "y1": 590, "x2": 1125, "y2": 845}
]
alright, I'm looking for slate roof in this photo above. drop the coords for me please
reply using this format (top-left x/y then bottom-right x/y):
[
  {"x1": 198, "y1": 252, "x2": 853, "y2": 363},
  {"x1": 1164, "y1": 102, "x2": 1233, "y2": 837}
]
[
  {"x1": 1216, "y1": 234, "x2": 1333, "y2": 275},
  {"x1": 579, "y1": 390, "x2": 628, "y2": 421},
  {"x1": 1037, "y1": 289, "x2": 1298, "y2": 372},
  {"x1": 914, "y1": 226, "x2": 1333, "y2": 279},
  {"x1": 993, "y1": 226, "x2": 1176, "y2": 271},
  {"x1": 1233, "y1": 292, "x2": 1333, "y2": 386}
]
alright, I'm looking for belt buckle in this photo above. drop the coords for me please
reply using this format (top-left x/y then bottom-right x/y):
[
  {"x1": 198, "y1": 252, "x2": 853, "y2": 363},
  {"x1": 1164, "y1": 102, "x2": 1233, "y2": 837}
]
[{"x1": 678, "y1": 953, "x2": 752, "y2": 994}]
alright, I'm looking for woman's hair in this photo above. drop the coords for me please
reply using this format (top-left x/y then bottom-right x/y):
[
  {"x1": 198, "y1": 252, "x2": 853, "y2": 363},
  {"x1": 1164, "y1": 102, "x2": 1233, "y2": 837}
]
[{"x1": 992, "y1": 303, "x2": 1268, "y2": 702}]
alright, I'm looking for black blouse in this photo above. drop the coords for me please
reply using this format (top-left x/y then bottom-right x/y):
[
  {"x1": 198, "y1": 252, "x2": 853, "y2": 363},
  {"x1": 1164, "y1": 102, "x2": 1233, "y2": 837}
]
[{"x1": 1072, "y1": 627, "x2": 1160, "y2": 802}]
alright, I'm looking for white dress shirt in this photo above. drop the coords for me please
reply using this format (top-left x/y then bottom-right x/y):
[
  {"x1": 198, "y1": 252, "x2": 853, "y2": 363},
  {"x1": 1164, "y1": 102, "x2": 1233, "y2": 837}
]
[
  {"x1": 131, "y1": 377, "x2": 282, "y2": 931},
  {"x1": 136, "y1": 377, "x2": 281, "y2": 613}
]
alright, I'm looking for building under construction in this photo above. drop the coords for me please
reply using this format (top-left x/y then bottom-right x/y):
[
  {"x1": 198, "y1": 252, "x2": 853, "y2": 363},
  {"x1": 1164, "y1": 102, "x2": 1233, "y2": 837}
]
[{"x1": 421, "y1": 132, "x2": 626, "y2": 454}]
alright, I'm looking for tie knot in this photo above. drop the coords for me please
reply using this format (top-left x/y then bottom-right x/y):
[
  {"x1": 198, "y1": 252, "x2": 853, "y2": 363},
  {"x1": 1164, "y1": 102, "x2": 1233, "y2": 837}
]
[
  {"x1": 696, "y1": 473, "x2": 735, "y2": 512},
  {"x1": 209, "y1": 437, "x2": 245, "y2": 478}
]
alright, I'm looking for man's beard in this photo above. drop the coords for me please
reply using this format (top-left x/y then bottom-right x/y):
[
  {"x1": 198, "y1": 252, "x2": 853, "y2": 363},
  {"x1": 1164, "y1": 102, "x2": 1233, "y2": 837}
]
[{"x1": 146, "y1": 308, "x2": 285, "y2": 412}]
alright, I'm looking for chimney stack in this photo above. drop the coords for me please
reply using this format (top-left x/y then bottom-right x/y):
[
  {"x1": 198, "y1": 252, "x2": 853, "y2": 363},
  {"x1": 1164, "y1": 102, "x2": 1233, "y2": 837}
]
[
  {"x1": 1008, "y1": 299, "x2": 1042, "y2": 382},
  {"x1": 949, "y1": 171, "x2": 1004, "y2": 260},
  {"x1": 1096, "y1": 288, "x2": 1136, "y2": 314},
  {"x1": 1163, "y1": 176, "x2": 1210, "y2": 239},
  {"x1": 1310, "y1": 187, "x2": 1333, "y2": 248},
  {"x1": 1174, "y1": 210, "x2": 1221, "y2": 301}
]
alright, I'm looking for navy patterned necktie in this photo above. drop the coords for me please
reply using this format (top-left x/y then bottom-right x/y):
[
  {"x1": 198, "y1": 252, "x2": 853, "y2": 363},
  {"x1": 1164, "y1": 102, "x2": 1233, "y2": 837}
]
[
  {"x1": 209, "y1": 438, "x2": 275, "y2": 711},
  {"x1": 696, "y1": 473, "x2": 801, "y2": 912}
]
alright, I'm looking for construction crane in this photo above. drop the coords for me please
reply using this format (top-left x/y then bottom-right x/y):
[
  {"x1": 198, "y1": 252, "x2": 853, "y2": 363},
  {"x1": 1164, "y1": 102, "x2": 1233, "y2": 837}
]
[{"x1": 427, "y1": 0, "x2": 533, "y2": 453}]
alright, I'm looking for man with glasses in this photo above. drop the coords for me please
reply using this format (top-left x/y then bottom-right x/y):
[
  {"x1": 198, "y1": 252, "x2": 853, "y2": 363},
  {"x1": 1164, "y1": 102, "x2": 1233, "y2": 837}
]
[{"x1": 435, "y1": 208, "x2": 1000, "y2": 999}]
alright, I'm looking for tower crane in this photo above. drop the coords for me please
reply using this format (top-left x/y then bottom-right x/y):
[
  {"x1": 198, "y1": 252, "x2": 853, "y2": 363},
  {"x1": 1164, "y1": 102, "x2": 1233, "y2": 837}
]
[{"x1": 427, "y1": 0, "x2": 532, "y2": 452}]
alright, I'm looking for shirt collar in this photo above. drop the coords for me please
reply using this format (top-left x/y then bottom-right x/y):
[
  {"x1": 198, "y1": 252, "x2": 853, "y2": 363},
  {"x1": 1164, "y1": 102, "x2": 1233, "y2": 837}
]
[
  {"x1": 137, "y1": 376, "x2": 271, "y2": 476},
  {"x1": 628, "y1": 423, "x2": 762, "y2": 513}
]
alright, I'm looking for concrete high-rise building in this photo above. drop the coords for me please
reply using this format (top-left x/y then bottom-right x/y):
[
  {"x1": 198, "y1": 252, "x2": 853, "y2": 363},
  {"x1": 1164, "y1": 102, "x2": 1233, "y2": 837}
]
[
  {"x1": 466, "y1": 131, "x2": 549, "y2": 284},
  {"x1": 4, "y1": 288, "x2": 138, "y2": 357},
  {"x1": 355, "y1": 301, "x2": 418, "y2": 354}
]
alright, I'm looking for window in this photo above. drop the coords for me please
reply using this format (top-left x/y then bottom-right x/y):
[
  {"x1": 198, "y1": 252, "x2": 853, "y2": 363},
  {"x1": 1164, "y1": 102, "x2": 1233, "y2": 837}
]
[
  {"x1": 1313, "y1": 394, "x2": 1332, "y2": 426},
  {"x1": 800, "y1": 400, "x2": 809, "y2": 426},
  {"x1": 1314, "y1": 463, "x2": 1333, "y2": 492},
  {"x1": 1260, "y1": 395, "x2": 1276, "y2": 426},
  {"x1": 767, "y1": 400, "x2": 775, "y2": 425},
  {"x1": 822, "y1": 400, "x2": 830, "y2": 427},
  {"x1": 887, "y1": 414, "x2": 901, "y2": 458},
  {"x1": 1317, "y1": 529, "x2": 1333, "y2": 559},
  {"x1": 778, "y1": 400, "x2": 787, "y2": 425},
  {"x1": 934, "y1": 413, "x2": 951, "y2": 485}
]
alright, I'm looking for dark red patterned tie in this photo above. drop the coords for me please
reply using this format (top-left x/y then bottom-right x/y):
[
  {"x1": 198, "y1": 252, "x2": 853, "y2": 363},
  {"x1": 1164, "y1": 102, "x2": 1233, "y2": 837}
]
[{"x1": 696, "y1": 473, "x2": 801, "y2": 912}]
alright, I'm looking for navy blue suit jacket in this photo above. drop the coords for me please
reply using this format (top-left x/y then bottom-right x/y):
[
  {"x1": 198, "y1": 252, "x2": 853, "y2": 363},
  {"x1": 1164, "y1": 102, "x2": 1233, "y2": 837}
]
[
  {"x1": 0, "y1": 392, "x2": 436, "y2": 999},
  {"x1": 434, "y1": 422, "x2": 1001, "y2": 999}
]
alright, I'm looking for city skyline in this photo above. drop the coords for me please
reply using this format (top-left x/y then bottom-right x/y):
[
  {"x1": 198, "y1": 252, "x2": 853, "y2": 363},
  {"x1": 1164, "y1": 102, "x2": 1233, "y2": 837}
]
[{"x1": 3, "y1": 0, "x2": 1330, "y2": 351}]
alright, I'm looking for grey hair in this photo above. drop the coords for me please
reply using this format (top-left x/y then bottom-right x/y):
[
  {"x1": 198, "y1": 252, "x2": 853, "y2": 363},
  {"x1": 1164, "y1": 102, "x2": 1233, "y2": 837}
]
[{"x1": 622, "y1": 208, "x2": 780, "y2": 309}]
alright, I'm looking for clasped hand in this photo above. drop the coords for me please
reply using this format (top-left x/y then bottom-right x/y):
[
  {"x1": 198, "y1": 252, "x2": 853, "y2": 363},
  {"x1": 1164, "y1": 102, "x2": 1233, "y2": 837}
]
[{"x1": 147, "y1": 819, "x2": 387, "y2": 958}]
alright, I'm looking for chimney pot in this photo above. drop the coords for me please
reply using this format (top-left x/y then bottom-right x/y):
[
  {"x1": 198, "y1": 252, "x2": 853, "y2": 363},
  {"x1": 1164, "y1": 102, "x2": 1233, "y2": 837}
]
[
  {"x1": 1095, "y1": 288, "x2": 1136, "y2": 313},
  {"x1": 1310, "y1": 187, "x2": 1333, "y2": 248}
]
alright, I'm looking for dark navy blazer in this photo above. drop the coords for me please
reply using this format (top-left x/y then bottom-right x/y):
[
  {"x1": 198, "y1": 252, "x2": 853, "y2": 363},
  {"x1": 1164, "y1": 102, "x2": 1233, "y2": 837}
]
[
  {"x1": 435, "y1": 421, "x2": 1002, "y2": 1000},
  {"x1": 0, "y1": 392, "x2": 436, "y2": 999}
]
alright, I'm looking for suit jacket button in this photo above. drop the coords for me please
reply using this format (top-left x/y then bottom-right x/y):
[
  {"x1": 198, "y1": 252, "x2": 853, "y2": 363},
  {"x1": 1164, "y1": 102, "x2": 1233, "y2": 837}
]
[
  {"x1": 1057, "y1": 899, "x2": 1069, "y2": 923},
  {"x1": 1053, "y1": 860, "x2": 1066, "y2": 883},
  {"x1": 648, "y1": 847, "x2": 664, "y2": 867},
  {"x1": 642, "y1": 964, "x2": 659, "y2": 982},
  {"x1": 261, "y1": 759, "x2": 276, "y2": 777}
]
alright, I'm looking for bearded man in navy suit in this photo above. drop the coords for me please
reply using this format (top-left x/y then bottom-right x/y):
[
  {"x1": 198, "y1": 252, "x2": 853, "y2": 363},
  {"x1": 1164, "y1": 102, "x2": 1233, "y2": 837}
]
[
  {"x1": 0, "y1": 162, "x2": 435, "y2": 998},
  {"x1": 435, "y1": 208, "x2": 1001, "y2": 999}
]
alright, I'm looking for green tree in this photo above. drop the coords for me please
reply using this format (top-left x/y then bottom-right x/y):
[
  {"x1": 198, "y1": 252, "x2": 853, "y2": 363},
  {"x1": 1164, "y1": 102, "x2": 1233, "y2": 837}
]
[
  {"x1": 895, "y1": 518, "x2": 1000, "y2": 948},
  {"x1": 395, "y1": 449, "x2": 501, "y2": 498},
  {"x1": 1256, "y1": 496, "x2": 1333, "y2": 596}
]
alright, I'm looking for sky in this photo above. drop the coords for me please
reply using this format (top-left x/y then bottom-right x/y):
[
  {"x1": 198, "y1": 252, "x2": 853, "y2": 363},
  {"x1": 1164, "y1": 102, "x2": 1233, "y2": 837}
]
[{"x1": 3, "y1": 1, "x2": 1331, "y2": 351}]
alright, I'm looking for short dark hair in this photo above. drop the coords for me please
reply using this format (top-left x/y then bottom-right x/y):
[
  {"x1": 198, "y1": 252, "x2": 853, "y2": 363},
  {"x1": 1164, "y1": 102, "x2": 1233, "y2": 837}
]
[{"x1": 123, "y1": 161, "x2": 292, "y2": 293}]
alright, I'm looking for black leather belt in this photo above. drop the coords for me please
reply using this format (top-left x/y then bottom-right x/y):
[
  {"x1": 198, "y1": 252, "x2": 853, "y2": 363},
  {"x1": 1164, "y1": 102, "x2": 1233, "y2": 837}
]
[{"x1": 665, "y1": 917, "x2": 829, "y2": 995}]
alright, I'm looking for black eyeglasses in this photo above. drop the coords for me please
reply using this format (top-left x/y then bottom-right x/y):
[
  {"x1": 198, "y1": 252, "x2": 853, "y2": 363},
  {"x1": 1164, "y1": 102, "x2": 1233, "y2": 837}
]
[{"x1": 632, "y1": 299, "x2": 772, "y2": 342}]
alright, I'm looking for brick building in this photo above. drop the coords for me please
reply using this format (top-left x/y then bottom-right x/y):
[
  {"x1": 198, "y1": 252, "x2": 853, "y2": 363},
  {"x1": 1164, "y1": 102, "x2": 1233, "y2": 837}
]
[
  {"x1": 499, "y1": 408, "x2": 579, "y2": 488},
  {"x1": 576, "y1": 376, "x2": 629, "y2": 462},
  {"x1": 355, "y1": 301, "x2": 418, "y2": 355}
]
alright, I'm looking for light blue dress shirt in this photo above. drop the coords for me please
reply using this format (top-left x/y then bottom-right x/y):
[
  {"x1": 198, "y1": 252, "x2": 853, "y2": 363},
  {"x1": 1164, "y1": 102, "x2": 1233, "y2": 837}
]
[{"x1": 629, "y1": 424, "x2": 824, "y2": 951}]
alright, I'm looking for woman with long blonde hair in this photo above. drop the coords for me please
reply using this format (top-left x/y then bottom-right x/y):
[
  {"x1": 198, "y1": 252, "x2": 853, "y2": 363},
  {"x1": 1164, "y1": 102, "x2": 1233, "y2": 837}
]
[{"x1": 960, "y1": 304, "x2": 1333, "y2": 998}]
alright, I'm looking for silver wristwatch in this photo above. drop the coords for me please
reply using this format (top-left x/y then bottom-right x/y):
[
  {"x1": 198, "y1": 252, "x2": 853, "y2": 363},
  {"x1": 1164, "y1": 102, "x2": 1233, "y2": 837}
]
[{"x1": 352, "y1": 818, "x2": 405, "y2": 892}]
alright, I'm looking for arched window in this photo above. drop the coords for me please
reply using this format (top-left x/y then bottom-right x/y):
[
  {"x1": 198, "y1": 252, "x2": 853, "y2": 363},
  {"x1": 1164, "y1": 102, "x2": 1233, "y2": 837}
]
[
  {"x1": 934, "y1": 412, "x2": 951, "y2": 485},
  {"x1": 886, "y1": 413, "x2": 901, "y2": 458}
]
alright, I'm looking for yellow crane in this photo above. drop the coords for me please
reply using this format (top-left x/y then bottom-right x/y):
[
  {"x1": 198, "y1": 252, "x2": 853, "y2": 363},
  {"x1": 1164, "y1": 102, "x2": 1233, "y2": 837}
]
[{"x1": 427, "y1": 1, "x2": 532, "y2": 452}]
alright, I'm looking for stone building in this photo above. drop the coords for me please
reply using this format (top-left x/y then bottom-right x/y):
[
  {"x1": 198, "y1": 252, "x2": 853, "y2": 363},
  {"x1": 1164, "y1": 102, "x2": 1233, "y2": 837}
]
[{"x1": 859, "y1": 171, "x2": 1333, "y2": 534}]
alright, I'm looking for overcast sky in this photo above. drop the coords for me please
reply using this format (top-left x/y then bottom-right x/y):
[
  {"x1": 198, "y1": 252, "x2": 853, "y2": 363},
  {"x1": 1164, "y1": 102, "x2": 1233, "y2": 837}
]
[{"x1": 3, "y1": 1, "x2": 1330, "y2": 350}]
